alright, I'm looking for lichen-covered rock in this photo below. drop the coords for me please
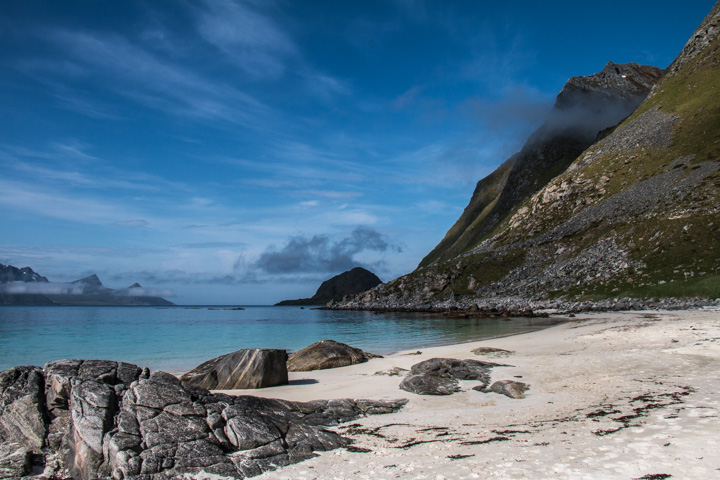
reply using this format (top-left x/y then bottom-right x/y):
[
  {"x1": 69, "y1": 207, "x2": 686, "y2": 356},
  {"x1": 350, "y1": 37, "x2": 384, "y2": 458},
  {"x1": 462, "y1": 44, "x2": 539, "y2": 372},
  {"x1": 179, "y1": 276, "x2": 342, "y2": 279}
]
[
  {"x1": 180, "y1": 348, "x2": 288, "y2": 390},
  {"x1": 287, "y1": 340, "x2": 381, "y2": 372}
]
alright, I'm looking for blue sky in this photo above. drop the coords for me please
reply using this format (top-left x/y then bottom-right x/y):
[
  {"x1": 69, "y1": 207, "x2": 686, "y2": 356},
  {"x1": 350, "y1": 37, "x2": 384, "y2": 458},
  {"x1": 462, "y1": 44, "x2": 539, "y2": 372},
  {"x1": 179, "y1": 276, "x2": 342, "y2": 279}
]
[{"x1": 0, "y1": 0, "x2": 715, "y2": 304}]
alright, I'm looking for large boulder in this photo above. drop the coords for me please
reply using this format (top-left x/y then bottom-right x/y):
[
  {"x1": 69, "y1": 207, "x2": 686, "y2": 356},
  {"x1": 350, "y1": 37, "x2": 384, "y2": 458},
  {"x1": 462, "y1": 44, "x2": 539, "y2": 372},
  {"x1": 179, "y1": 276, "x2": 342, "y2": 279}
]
[
  {"x1": 287, "y1": 340, "x2": 381, "y2": 372},
  {"x1": 180, "y1": 349, "x2": 289, "y2": 390}
]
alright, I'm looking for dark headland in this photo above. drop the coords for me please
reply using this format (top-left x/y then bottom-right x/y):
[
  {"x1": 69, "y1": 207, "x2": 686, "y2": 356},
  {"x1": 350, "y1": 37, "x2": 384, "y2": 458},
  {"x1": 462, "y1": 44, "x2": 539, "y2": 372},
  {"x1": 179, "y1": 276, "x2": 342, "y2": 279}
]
[{"x1": 276, "y1": 267, "x2": 382, "y2": 306}]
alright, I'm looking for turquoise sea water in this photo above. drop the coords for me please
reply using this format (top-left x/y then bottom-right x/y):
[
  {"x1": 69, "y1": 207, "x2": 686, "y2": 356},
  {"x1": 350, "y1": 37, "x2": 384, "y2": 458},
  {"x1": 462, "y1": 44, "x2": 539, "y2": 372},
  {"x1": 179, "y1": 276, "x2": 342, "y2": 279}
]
[{"x1": 0, "y1": 306, "x2": 562, "y2": 373}]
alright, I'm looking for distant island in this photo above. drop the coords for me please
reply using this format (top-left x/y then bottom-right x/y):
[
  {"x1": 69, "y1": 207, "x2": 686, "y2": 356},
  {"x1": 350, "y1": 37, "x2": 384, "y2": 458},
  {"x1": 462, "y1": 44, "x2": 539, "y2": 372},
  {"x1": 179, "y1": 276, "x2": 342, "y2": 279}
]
[
  {"x1": 0, "y1": 263, "x2": 174, "y2": 306},
  {"x1": 276, "y1": 267, "x2": 382, "y2": 306}
]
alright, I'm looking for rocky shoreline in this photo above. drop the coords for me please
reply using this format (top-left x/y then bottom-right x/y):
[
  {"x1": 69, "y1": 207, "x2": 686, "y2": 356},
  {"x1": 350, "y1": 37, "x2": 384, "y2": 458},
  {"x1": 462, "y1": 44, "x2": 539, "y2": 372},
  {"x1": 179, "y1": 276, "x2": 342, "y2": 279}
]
[
  {"x1": 0, "y1": 359, "x2": 406, "y2": 480},
  {"x1": 329, "y1": 295, "x2": 720, "y2": 316}
]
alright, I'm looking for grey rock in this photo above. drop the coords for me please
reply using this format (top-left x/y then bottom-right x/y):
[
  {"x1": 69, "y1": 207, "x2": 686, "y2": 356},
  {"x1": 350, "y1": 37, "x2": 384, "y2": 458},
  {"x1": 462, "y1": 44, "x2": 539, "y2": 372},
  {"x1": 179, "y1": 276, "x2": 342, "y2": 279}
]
[
  {"x1": 399, "y1": 374, "x2": 459, "y2": 396},
  {"x1": 475, "y1": 380, "x2": 530, "y2": 399},
  {"x1": 472, "y1": 347, "x2": 514, "y2": 357},
  {"x1": 0, "y1": 357, "x2": 407, "y2": 479},
  {"x1": 287, "y1": 340, "x2": 381, "y2": 372},
  {"x1": 45, "y1": 359, "x2": 142, "y2": 410},
  {"x1": 399, "y1": 358, "x2": 509, "y2": 396},
  {"x1": 180, "y1": 348, "x2": 288, "y2": 390},
  {"x1": 0, "y1": 442, "x2": 32, "y2": 479},
  {"x1": 70, "y1": 380, "x2": 116, "y2": 454},
  {"x1": 224, "y1": 413, "x2": 281, "y2": 450},
  {"x1": 373, "y1": 366, "x2": 408, "y2": 376},
  {"x1": 67, "y1": 379, "x2": 117, "y2": 479},
  {"x1": 408, "y1": 357, "x2": 507, "y2": 383},
  {"x1": 108, "y1": 368, "x2": 406, "y2": 478},
  {"x1": 0, "y1": 366, "x2": 46, "y2": 450}
]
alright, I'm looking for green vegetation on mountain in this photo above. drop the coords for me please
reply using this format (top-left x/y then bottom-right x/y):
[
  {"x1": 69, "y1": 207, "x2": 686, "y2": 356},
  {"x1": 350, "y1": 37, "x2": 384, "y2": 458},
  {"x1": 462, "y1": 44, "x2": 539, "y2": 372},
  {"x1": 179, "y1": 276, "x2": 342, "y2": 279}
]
[
  {"x1": 337, "y1": 2, "x2": 720, "y2": 309},
  {"x1": 420, "y1": 62, "x2": 664, "y2": 268}
]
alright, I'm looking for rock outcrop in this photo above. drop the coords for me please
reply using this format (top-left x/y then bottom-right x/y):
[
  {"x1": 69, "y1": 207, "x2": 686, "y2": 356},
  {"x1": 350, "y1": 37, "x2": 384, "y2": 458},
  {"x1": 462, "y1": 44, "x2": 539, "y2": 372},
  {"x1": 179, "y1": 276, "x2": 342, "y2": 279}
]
[
  {"x1": 287, "y1": 340, "x2": 381, "y2": 372},
  {"x1": 180, "y1": 349, "x2": 289, "y2": 390},
  {"x1": 399, "y1": 358, "x2": 508, "y2": 396},
  {"x1": 0, "y1": 360, "x2": 407, "y2": 479},
  {"x1": 276, "y1": 267, "x2": 382, "y2": 306}
]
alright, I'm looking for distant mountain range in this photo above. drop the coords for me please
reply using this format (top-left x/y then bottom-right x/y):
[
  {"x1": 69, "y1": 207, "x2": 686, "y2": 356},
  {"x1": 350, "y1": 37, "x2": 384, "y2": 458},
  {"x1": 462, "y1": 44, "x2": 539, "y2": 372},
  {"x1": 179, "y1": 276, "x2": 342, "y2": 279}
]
[
  {"x1": 276, "y1": 267, "x2": 382, "y2": 306},
  {"x1": 0, "y1": 263, "x2": 174, "y2": 306},
  {"x1": 334, "y1": 2, "x2": 720, "y2": 310}
]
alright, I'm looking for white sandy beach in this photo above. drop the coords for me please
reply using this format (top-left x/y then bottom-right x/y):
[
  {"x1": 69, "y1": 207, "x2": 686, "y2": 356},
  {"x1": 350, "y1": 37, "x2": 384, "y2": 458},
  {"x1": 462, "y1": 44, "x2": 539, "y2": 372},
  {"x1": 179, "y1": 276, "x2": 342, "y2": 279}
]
[{"x1": 214, "y1": 309, "x2": 720, "y2": 479}]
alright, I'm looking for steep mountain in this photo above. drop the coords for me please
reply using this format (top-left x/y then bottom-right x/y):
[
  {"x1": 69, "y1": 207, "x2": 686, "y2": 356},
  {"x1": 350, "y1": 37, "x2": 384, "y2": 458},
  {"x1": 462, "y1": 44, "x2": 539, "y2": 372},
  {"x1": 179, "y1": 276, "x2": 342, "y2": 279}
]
[
  {"x1": 336, "y1": 2, "x2": 720, "y2": 311},
  {"x1": 420, "y1": 62, "x2": 664, "y2": 267},
  {"x1": 0, "y1": 264, "x2": 48, "y2": 283},
  {"x1": 0, "y1": 263, "x2": 174, "y2": 306},
  {"x1": 72, "y1": 274, "x2": 104, "y2": 291},
  {"x1": 276, "y1": 267, "x2": 382, "y2": 306}
]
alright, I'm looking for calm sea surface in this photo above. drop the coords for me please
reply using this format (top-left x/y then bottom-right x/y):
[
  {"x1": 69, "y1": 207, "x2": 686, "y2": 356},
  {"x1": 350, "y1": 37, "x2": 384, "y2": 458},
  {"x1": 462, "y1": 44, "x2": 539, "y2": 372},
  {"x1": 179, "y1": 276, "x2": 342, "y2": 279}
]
[{"x1": 0, "y1": 306, "x2": 563, "y2": 373}]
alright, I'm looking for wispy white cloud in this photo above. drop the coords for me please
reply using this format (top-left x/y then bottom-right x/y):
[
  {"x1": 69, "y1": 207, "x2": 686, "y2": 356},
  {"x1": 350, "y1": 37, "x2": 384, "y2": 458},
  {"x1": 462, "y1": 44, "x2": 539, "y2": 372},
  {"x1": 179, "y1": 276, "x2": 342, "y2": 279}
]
[
  {"x1": 392, "y1": 85, "x2": 426, "y2": 110},
  {"x1": 49, "y1": 141, "x2": 99, "y2": 161},
  {"x1": 0, "y1": 178, "x2": 153, "y2": 226},
  {"x1": 195, "y1": 0, "x2": 296, "y2": 79},
  {"x1": 414, "y1": 199, "x2": 461, "y2": 215},
  {"x1": 300, "y1": 70, "x2": 352, "y2": 101},
  {"x1": 114, "y1": 219, "x2": 149, "y2": 229},
  {"x1": 33, "y1": 28, "x2": 273, "y2": 127},
  {"x1": 0, "y1": 145, "x2": 188, "y2": 194},
  {"x1": 293, "y1": 189, "x2": 363, "y2": 202}
]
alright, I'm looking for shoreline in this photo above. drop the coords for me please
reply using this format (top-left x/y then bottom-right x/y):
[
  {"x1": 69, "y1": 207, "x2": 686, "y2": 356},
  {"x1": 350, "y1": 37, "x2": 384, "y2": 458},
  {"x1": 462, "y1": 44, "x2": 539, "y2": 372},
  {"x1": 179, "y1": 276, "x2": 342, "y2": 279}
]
[
  {"x1": 216, "y1": 308, "x2": 720, "y2": 479},
  {"x1": 165, "y1": 317, "x2": 567, "y2": 378},
  {"x1": 328, "y1": 295, "x2": 720, "y2": 316}
]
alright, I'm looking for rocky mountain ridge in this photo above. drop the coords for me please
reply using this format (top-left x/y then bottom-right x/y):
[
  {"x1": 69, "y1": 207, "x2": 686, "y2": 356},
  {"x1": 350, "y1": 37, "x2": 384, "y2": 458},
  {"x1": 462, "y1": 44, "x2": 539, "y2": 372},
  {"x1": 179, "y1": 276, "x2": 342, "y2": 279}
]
[
  {"x1": 0, "y1": 263, "x2": 174, "y2": 306},
  {"x1": 335, "y1": 2, "x2": 720, "y2": 312},
  {"x1": 419, "y1": 62, "x2": 664, "y2": 268},
  {"x1": 0, "y1": 264, "x2": 48, "y2": 283}
]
